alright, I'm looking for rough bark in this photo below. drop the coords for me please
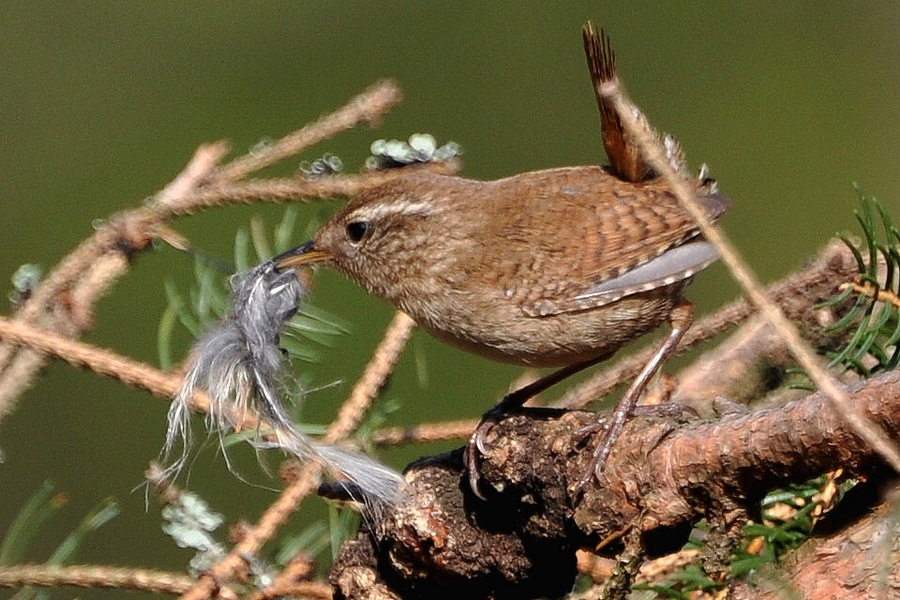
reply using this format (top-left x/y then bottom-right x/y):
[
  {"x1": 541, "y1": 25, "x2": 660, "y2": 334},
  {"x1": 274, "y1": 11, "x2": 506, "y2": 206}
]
[{"x1": 330, "y1": 371, "x2": 900, "y2": 599}]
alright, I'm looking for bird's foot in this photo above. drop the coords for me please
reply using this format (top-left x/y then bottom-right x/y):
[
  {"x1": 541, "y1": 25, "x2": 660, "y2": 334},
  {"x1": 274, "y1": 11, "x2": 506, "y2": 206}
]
[
  {"x1": 465, "y1": 400, "x2": 567, "y2": 500},
  {"x1": 465, "y1": 404, "x2": 512, "y2": 501},
  {"x1": 570, "y1": 403, "x2": 698, "y2": 498}
]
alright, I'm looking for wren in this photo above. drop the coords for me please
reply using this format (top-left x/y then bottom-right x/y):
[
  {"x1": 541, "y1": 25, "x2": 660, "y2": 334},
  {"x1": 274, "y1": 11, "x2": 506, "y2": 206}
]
[{"x1": 275, "y1": 25, "x2": 729, "y2": 498}]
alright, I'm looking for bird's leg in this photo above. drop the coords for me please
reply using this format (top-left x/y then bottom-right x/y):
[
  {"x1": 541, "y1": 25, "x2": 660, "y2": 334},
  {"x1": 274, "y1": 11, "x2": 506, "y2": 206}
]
[
  {"x1": 466, "y1": 300, "x2": 694, "y2": 500},
  {"x1": 466, "y1": 355, "x2": 605, "y2": 499},
  {"x1": 572, "y1": 299, "x2": 694, "y2": 496}
]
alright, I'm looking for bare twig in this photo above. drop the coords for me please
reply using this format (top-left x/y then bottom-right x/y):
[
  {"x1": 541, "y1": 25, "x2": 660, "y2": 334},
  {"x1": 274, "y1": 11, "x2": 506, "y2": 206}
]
[
  {"x1": 172, "y1": 174, "x2": 407, "y2": 214},
  {"x1": 251, "y1": 577, "x2": 332, "y2": 600},
  {"x1": 0, "y1": 564, "x2": 239, "y2": 599},
  {"x1": 0, "y1": 144, "x2": 227, "y2": 420},
  {"x1": 152, "y1": 142, "x2": 232, "y2": 210},
  {"x1": 212, "y1": 80, "x2": 402, "y2": 183},
  {"x1": 247, "y1": 552, "x2": 321, "y2": 600},
  {"x1": 0, "y1": 256, "x2": 133, "y2": 416},
  {"x1": 0, "y1": 316, "x2": 314, "y2": 451},
  {"x1": 840, "y1": 280, "x2": 900, "y2": 308},
  {"x1": 251, "y1": 580, "x2": 333, "y2": 600},
  {"x1": 179, "y1": 464, "x2": 323, "y2": 600},
  {"x1": 161, "y1": 161, "x2": 460, "y2": 218},
  {"x1": 255, "y1": 581, "x2": 333, "y2": 600},
  {"x1": 0, "y1": 317, "x2": 181, "y2": 397},
  {"x1": 325, "y1": 311, "x2": 416, "y2": 443},
  {"x1": 600, "y1": 79, "x2": 900, "y2": 472},
  {"x1": 372, "y1": 419, "x2": 477, "y2": 446}
]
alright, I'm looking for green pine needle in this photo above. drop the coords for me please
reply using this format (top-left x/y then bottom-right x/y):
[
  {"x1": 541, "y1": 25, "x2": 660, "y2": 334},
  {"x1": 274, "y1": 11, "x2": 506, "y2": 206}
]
[
  {"x1": 0, "y1": 481, "x2": 61, "y2": 565},
  {"x1": 158, "y1": 208, "x2": 349, "y2": 371},
  {"x1": 0, "y1": 482, "x2": 118, "y2": 568},
  {"x1": 824, "y1": 187, "x2": 900, "y2": 375}
]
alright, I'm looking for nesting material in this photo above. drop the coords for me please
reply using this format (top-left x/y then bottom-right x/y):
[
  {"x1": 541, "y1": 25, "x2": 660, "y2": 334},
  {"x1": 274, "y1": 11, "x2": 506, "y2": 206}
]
[{"x1": 163, "y1": 259, "x2": 404, "y2": 508}]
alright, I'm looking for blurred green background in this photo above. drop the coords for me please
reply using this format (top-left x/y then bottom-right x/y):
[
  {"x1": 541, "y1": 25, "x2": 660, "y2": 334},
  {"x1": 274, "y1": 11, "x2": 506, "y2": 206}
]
[{"x1": 0, "y1": 2, "x2": 898, "y2": 596}]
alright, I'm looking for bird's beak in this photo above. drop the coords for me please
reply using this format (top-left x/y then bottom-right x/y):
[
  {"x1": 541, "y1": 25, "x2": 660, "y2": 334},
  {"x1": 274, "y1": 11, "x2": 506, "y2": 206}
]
[{"x1": 273, "y1": 241, "x2": 329, "y2": 271}]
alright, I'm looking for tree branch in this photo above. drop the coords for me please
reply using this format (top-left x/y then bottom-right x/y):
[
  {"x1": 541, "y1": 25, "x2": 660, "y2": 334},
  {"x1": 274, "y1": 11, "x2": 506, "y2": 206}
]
[{"x1": 329, "y1": 369, "x2": 900, "y2": 599}]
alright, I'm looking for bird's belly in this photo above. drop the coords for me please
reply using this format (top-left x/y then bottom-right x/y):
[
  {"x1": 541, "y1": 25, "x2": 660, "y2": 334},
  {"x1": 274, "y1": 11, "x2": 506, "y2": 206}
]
[{"x1": 410, "y1": 287, "x2": 680, "y2": 368}]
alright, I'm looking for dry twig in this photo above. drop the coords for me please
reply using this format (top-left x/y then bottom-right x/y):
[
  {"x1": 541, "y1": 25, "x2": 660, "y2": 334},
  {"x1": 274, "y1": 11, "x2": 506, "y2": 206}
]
[{"x1": 0, "y1": 564, "x2": 239, "y2": 599}]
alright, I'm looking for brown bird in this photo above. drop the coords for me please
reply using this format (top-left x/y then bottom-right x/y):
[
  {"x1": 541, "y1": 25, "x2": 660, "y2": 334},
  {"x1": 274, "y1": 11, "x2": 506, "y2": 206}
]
[{"x1": 275, "y1": 25, "x2": 729, "y2": 498}]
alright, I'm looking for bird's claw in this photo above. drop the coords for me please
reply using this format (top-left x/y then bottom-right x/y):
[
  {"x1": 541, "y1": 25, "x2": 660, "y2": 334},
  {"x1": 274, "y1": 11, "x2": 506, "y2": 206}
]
[
  {"x1": 464, "y1": 406, "x2": 508, "y2": 501},
  {"x1": 570, "y1": 402, "x2": 698, "y2": 500}
]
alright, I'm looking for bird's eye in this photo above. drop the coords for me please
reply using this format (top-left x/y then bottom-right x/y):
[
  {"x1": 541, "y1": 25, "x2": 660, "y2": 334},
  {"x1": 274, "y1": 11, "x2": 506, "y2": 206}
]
[{"x1": 346, "y1": 221, "x2": 369, "y2": 243}]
